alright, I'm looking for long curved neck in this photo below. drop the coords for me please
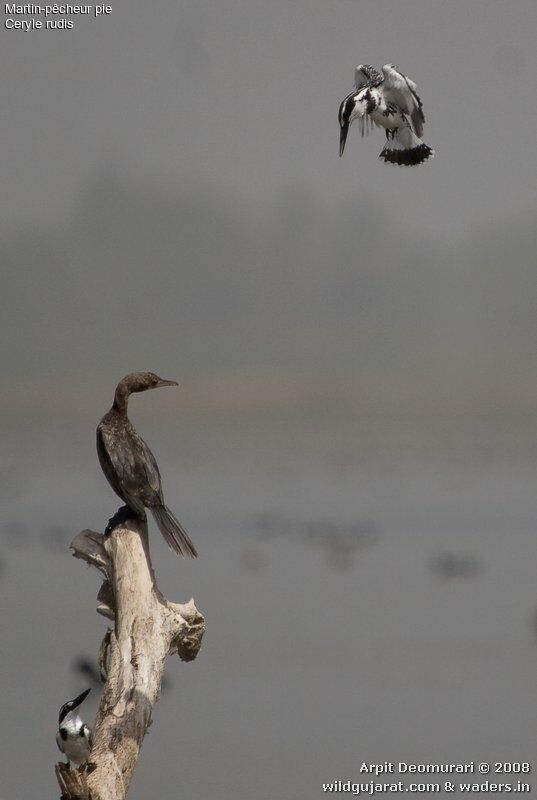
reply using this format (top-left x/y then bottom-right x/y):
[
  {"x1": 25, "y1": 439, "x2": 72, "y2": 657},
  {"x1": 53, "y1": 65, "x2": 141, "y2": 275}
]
[{"x1": 113, "y1": 380, "x2": 131, "y2": 413}]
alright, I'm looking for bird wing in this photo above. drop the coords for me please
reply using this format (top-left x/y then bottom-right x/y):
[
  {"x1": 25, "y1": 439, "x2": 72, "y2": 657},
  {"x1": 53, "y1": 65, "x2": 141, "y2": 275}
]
[
  {"x1": 381, "y1": 64, "x2": 425, "y2": 137},
  {"x1": 354, "y1": 64, "x2": 383, "y2": 90},
  {"x1": 129, "y1": 429, "x2": 164, "y2": 505},
  {"x1": 97, "y1": 425, "x2": 127, "y2": 501},
  {"x1": 97, "y1": 424, "x2": 161, "y2": 510}
]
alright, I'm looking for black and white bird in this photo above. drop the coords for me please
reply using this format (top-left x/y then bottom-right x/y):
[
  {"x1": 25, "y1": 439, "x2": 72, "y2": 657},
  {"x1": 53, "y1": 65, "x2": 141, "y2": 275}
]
[
  {"x1": 56, "y1": 688, "x2": 92, "y2": 768},
  {"x1": 338, "y1": 63, "x2": 434, "y2": 166}
]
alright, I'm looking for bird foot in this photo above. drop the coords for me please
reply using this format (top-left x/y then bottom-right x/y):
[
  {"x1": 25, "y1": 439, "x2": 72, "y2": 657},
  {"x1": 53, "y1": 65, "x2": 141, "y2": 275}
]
[{"x1": 105, "y1": 506, "x2": 141, "y2": 536}]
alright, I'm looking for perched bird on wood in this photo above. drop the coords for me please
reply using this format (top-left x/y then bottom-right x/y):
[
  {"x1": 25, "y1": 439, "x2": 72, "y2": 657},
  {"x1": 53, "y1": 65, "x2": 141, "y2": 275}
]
[
  {"x1": 338, "y1": 63, "x2": 434, "y2": 165},
  {"x1": 96, "y1": 372, "x2": 198, "y2": 558},
  {"x1": 56, "y1": 688, "x2": 92, "y2": 767}
]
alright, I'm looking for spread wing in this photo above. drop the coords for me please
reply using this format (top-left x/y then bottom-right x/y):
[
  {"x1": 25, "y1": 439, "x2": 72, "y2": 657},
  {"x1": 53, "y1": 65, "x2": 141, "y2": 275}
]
[
  {"x1": 381, "y1": 64, "x2": 425, "y2": 137},
  {"x1": 354, "y1": 64, "x2": 383, "y2": 90}
]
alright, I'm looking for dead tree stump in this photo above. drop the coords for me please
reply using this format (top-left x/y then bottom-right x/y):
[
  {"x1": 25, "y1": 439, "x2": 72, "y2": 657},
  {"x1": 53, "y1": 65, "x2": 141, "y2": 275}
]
[{"x1": 55, "y1": 516, "x2": 204, "y2": 800}]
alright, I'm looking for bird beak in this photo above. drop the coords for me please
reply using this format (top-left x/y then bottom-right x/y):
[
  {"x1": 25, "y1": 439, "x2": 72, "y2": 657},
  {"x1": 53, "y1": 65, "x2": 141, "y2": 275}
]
[
  {"x1": 71, "y1": 688, "x2": 91, "y2": 710},
  {"x1": 157, "y1": 379, "x2": 179, "y2": 388},
  {"x1": 339, "y1": 123, "x2": 349, "y2": 157}
]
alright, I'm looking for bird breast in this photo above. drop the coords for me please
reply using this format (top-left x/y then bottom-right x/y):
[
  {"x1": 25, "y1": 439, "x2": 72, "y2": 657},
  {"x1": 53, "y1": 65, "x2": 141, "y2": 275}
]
[{"x1": 369, "y1": 102, "x2": 402, "y2": 131}]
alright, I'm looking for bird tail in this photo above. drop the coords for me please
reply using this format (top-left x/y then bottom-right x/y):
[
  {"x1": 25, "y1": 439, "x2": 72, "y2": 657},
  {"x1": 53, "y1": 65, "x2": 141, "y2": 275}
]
[
  {"x1": 379, "y1": 140, "x2": 434, "y2": 166},
  {"x1": 379, "y1": 134, "x2": 434, "y2": 167},
  {"x1": 379, "y1": 123, "x2": 434, "y2": 166},
  {"x1": 150, "y1": 504, "x2": 198, "y2": 558}
]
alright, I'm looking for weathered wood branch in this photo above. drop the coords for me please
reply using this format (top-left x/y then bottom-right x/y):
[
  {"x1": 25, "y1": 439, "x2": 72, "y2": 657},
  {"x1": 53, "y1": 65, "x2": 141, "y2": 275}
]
[{"x1": 55, "y1": 515, "x2": 204, "y2": 800}]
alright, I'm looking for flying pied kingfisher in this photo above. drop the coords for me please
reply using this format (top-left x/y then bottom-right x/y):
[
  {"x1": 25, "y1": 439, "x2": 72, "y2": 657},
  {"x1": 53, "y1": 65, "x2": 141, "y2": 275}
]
[
  {"x1": 338, "y1": 64, "x2": 434, "y2": 166},
  {"x1": 56, "y1": 688, "x2": 92, "y2": 767}
]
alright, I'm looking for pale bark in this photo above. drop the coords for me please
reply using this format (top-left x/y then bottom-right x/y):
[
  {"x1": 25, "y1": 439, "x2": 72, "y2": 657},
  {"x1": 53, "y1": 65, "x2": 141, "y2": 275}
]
[{"x1": 55, "y1": 516, "x2": 204, "y2": 800}]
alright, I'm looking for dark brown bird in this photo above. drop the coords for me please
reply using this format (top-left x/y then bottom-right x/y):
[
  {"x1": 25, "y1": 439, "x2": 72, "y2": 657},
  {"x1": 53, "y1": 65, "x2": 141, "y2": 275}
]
[{"x1": 96, "y1": 372, "x2": 198, "y2": 558}]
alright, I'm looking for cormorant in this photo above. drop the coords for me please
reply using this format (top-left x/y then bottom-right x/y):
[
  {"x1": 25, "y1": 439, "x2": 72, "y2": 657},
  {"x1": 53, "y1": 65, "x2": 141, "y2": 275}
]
[{"x1": 96, "y1": 372, "x2": 198, "y2": 558}]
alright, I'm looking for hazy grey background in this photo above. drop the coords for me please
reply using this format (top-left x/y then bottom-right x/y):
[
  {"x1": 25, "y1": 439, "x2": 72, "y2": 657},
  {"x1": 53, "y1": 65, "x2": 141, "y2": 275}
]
[{"x1": 2, "y1": 1, "x2": 537, "y2": 798}]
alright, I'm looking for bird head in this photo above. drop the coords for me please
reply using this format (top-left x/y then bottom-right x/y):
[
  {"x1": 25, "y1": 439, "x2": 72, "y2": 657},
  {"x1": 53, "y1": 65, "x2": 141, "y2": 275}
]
[
  {"x1": 339, "y1": 89, "x2": 376, "y2": 156},
  {"x1": 112, "y1": 372, "x2": 179, "y2": 410},
  {"x1": 338, "y1": 93, "x2": 357, "y2": 156},
  {"x1": 124, "y1": 372, "x2": 179, "y2": 393},
  {"x1": 58, "y1": 688, "x2": 91, "y2": 725}
]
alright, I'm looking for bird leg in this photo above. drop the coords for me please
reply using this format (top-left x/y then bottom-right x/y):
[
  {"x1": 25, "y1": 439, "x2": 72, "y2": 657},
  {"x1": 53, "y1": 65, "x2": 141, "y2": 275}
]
[{"x1": 105, "y1": 505, "x2": 144, "y2": 536}]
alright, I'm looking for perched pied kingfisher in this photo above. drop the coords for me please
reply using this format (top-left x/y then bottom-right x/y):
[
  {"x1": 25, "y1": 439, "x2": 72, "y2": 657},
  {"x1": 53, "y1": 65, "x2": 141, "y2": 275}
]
[
  {"x1": 56, "y1": 688, "x2": 92, "y2": 768},
  {"x1": 339, "y1": 64, "x2": 434, "y2": 166}
]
